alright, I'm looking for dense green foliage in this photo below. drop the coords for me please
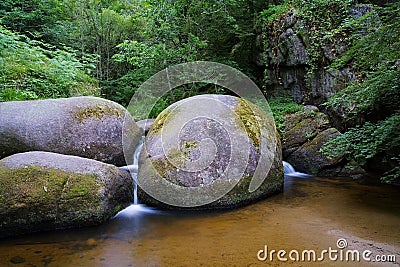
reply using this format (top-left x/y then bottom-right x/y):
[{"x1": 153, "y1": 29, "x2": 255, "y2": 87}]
[
  {"x1": 1, "y1": 0, "x2": 399, "y2": 184},
  {"x1": 321, "y1": 113, "x2": 400, "y2": 184},
  {"x1": 0, "y1": 0, "x2": 67, "y2": 42},
  {"x1": 110, "y1": 0, "x2": 263, "y2": 106},
  {"x1": 267, "y1": 97, "x2": 303, "y2": 135},
  {"x1": 325, "y1": 3, "x2": 400, "y2": 123},
  {"x1": 322, "y1": 3, "x2": 400, "y2": 184},
  {"x1": 0, "y1": 0, "x2": 264, "y2": 104},
  {"x1": 0, "y1": 25, "x2": 97, "y2": 101}
]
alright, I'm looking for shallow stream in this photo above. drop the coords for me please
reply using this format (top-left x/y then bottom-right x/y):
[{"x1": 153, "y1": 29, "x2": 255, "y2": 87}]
[{"x1": 0, "y1": 175, "x2": 399, "y2": 266}]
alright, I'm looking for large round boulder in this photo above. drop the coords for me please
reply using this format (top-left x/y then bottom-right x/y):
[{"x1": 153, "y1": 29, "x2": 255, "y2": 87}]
[
  {"x1": 0, "y1": 96, "x2": 142, "y2": 166},
  {"x1": 0, "y1": 151, "x2": 133, "y2": 238},
  {"x1": 137, "y1": 94, "x2": 283, "y2": 209}
]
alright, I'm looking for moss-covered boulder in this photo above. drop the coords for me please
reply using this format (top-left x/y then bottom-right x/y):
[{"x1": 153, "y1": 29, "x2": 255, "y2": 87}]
[
  {"x1": 138, "y1": 94, "x2": 283, "y2": 209},
  {"x1": 0, "y1": 96, "x2": 142, "y2": 166},
  {"x1": 0, "y1": 151, "x2": 133, "y2": 238},
  {"x1": 282, "y1": 105, "x2": 330, "y2": 158},
  {"x1": 287, "y1": 128, "x2": 342, "y2": 174},
  {"x1": 282, "y1": 106, "x2": 365, "y2": 177}
]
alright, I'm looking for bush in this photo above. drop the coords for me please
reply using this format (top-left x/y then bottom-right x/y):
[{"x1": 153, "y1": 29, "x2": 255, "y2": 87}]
[
  {"x1": 320, "y1": 113, "x2": 400, "y2": 184},
  {"x1": 0, "y1": 25, "x2": 98, "y2": 101},
  {"x1": 253, "y1": 97, "x2": 303, "y2": 135},
  {"x1": 324, "y1": 4, "x2": 400, "y2": 123}
]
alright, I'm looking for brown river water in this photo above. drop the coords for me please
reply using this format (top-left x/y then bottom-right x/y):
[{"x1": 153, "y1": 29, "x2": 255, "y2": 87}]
[{"x1": 0, "y1": 175, "x2": 399, "y2": 267}]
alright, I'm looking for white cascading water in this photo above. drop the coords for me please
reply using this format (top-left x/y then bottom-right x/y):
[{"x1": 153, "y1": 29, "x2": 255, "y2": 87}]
[
  {"x1": 120, "y1": 136, "x2": 144, "y2": 205},
  {"x1": 283, "y1": 161, "x2": 312, "y2": 178},
  {"x1": 133, "y1": 136, "x2": 144, "y2": 204},
  {"x1": 116, "y1": 137, "x2": 160, "y2": 217}
]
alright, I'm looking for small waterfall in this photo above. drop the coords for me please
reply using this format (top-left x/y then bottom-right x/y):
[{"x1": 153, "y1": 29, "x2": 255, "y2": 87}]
[
  {"x1": 120, "y1": 136, "x2": 145, "y2": 205},
  {"x1": 283, "y1": 161, "x2": 312, "y2": 178},
  {"x1": 116, "y1": 136, "x2": 160, "y2": 217},
  {"x1": 132, "y1": 136, "x2": 144, "y2": 204},
  {"x1": 283, "y1": 161, "x2": 296, "y2": 174}
]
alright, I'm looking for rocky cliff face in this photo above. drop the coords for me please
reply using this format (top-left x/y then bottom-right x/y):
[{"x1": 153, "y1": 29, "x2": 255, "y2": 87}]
[{"x1": 258, "y1": 4, "x2": 380, "y2": 112}]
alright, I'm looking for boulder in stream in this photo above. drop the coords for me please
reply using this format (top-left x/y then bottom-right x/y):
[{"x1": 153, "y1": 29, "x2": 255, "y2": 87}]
[
  {"x1": 0, "y1": 151, "x2": 133, "y2": 238},
  {"x1": 0, "y1": 96, "x2": 142, "y2": 166},
  {"x1": 283, "y1": 106, "x2": 365, "y2": 177},
  {"x1": 138, "y1": 94, "x2": 283, "y2": 209}
]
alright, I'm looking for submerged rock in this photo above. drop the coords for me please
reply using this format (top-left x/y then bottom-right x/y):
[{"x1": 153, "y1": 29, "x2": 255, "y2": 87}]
[
  {"x1": 0, "y1": 96, "x2": 142, "y2": 166},
  {"x1": 138, "y1": 94, "x2": 283, "y2": 209},
  {"x1": 0, "y1": 151, "x2": 133, "y2": 238}
]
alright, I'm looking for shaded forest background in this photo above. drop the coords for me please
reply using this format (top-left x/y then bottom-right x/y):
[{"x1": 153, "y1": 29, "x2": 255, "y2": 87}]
[{"x1": 0, "y1": 0, "x2": 399, "y2": 183}]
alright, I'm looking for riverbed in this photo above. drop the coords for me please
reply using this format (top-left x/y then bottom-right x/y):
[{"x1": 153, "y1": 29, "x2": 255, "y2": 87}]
[{"x1": 0, "y1": 175, "x2": 399, "y2": 266}]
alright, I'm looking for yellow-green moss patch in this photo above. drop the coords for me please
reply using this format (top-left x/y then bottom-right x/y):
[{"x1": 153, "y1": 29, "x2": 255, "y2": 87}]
[
  {"x1": 148, "y1": 109, "x2": 172, "y2": 136},
  {"x1": 181, "y1": 140, "x2": 198, "y2": 158},
  {"x1": 63, "y1": 173, "x2": 99, "y2": 200},
  {"x1": 234, "y1": 98, "x2": 262, "y2": 149},
  {"x1": 166, "y1": 147, "x2": 186, "y2": 169},
  {"x1": 0, "y1": 165, "x2": 100, "y2": 208},
  {"x1": 74, "y1": 105, "x2": 123, "y2": 123}
]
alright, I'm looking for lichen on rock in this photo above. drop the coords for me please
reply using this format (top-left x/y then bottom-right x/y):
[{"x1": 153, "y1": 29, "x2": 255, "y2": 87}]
[
  {"x1": 282, "y1": 106, "x2": 365, "y2": 177},
  {"x1": 138, "y1": 94, "x2": 283, "y2": 209},
  {"x1": 0, "y1": 96, "x2": 142, "y2": 166},
  {"x1": 73, "y1": 105, "x2": 123, "y2": 123}
]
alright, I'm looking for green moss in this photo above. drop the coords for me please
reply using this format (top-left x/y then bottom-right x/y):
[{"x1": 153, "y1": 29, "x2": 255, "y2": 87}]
[
  {"x1": 183, "y1": 140, "x2": 198, "y2": 149},
  {"x1": 149, "y1": 157, "x2": 190, "y2": 186},
  {"x1": 74, "y1": 104, "x2": 123, "y2": 123},
  {"x1": 147, "y1": 109, "x2": 172, "y2": 136},
  {"x1": 114, "y1": 204, "x2": 122, "y2": 213},
  {"x1": 234, "y1": 98, "x2": 262, "y2": 149},
  {"x1": 166, "y1": 147, "x2": 186, "y2": 167},
  {"x1": 0, "y1": 165, "x2": 99, "y2": 208},
  {"x1": 0, "y1": 166, "x2": 65, "y2": 205},
  {"x1": 149, "y1": 160, "x2": 167, "y2": 184},
  {"x1": 64, "y1": 174, "x2": 99, "y2": 200}
]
